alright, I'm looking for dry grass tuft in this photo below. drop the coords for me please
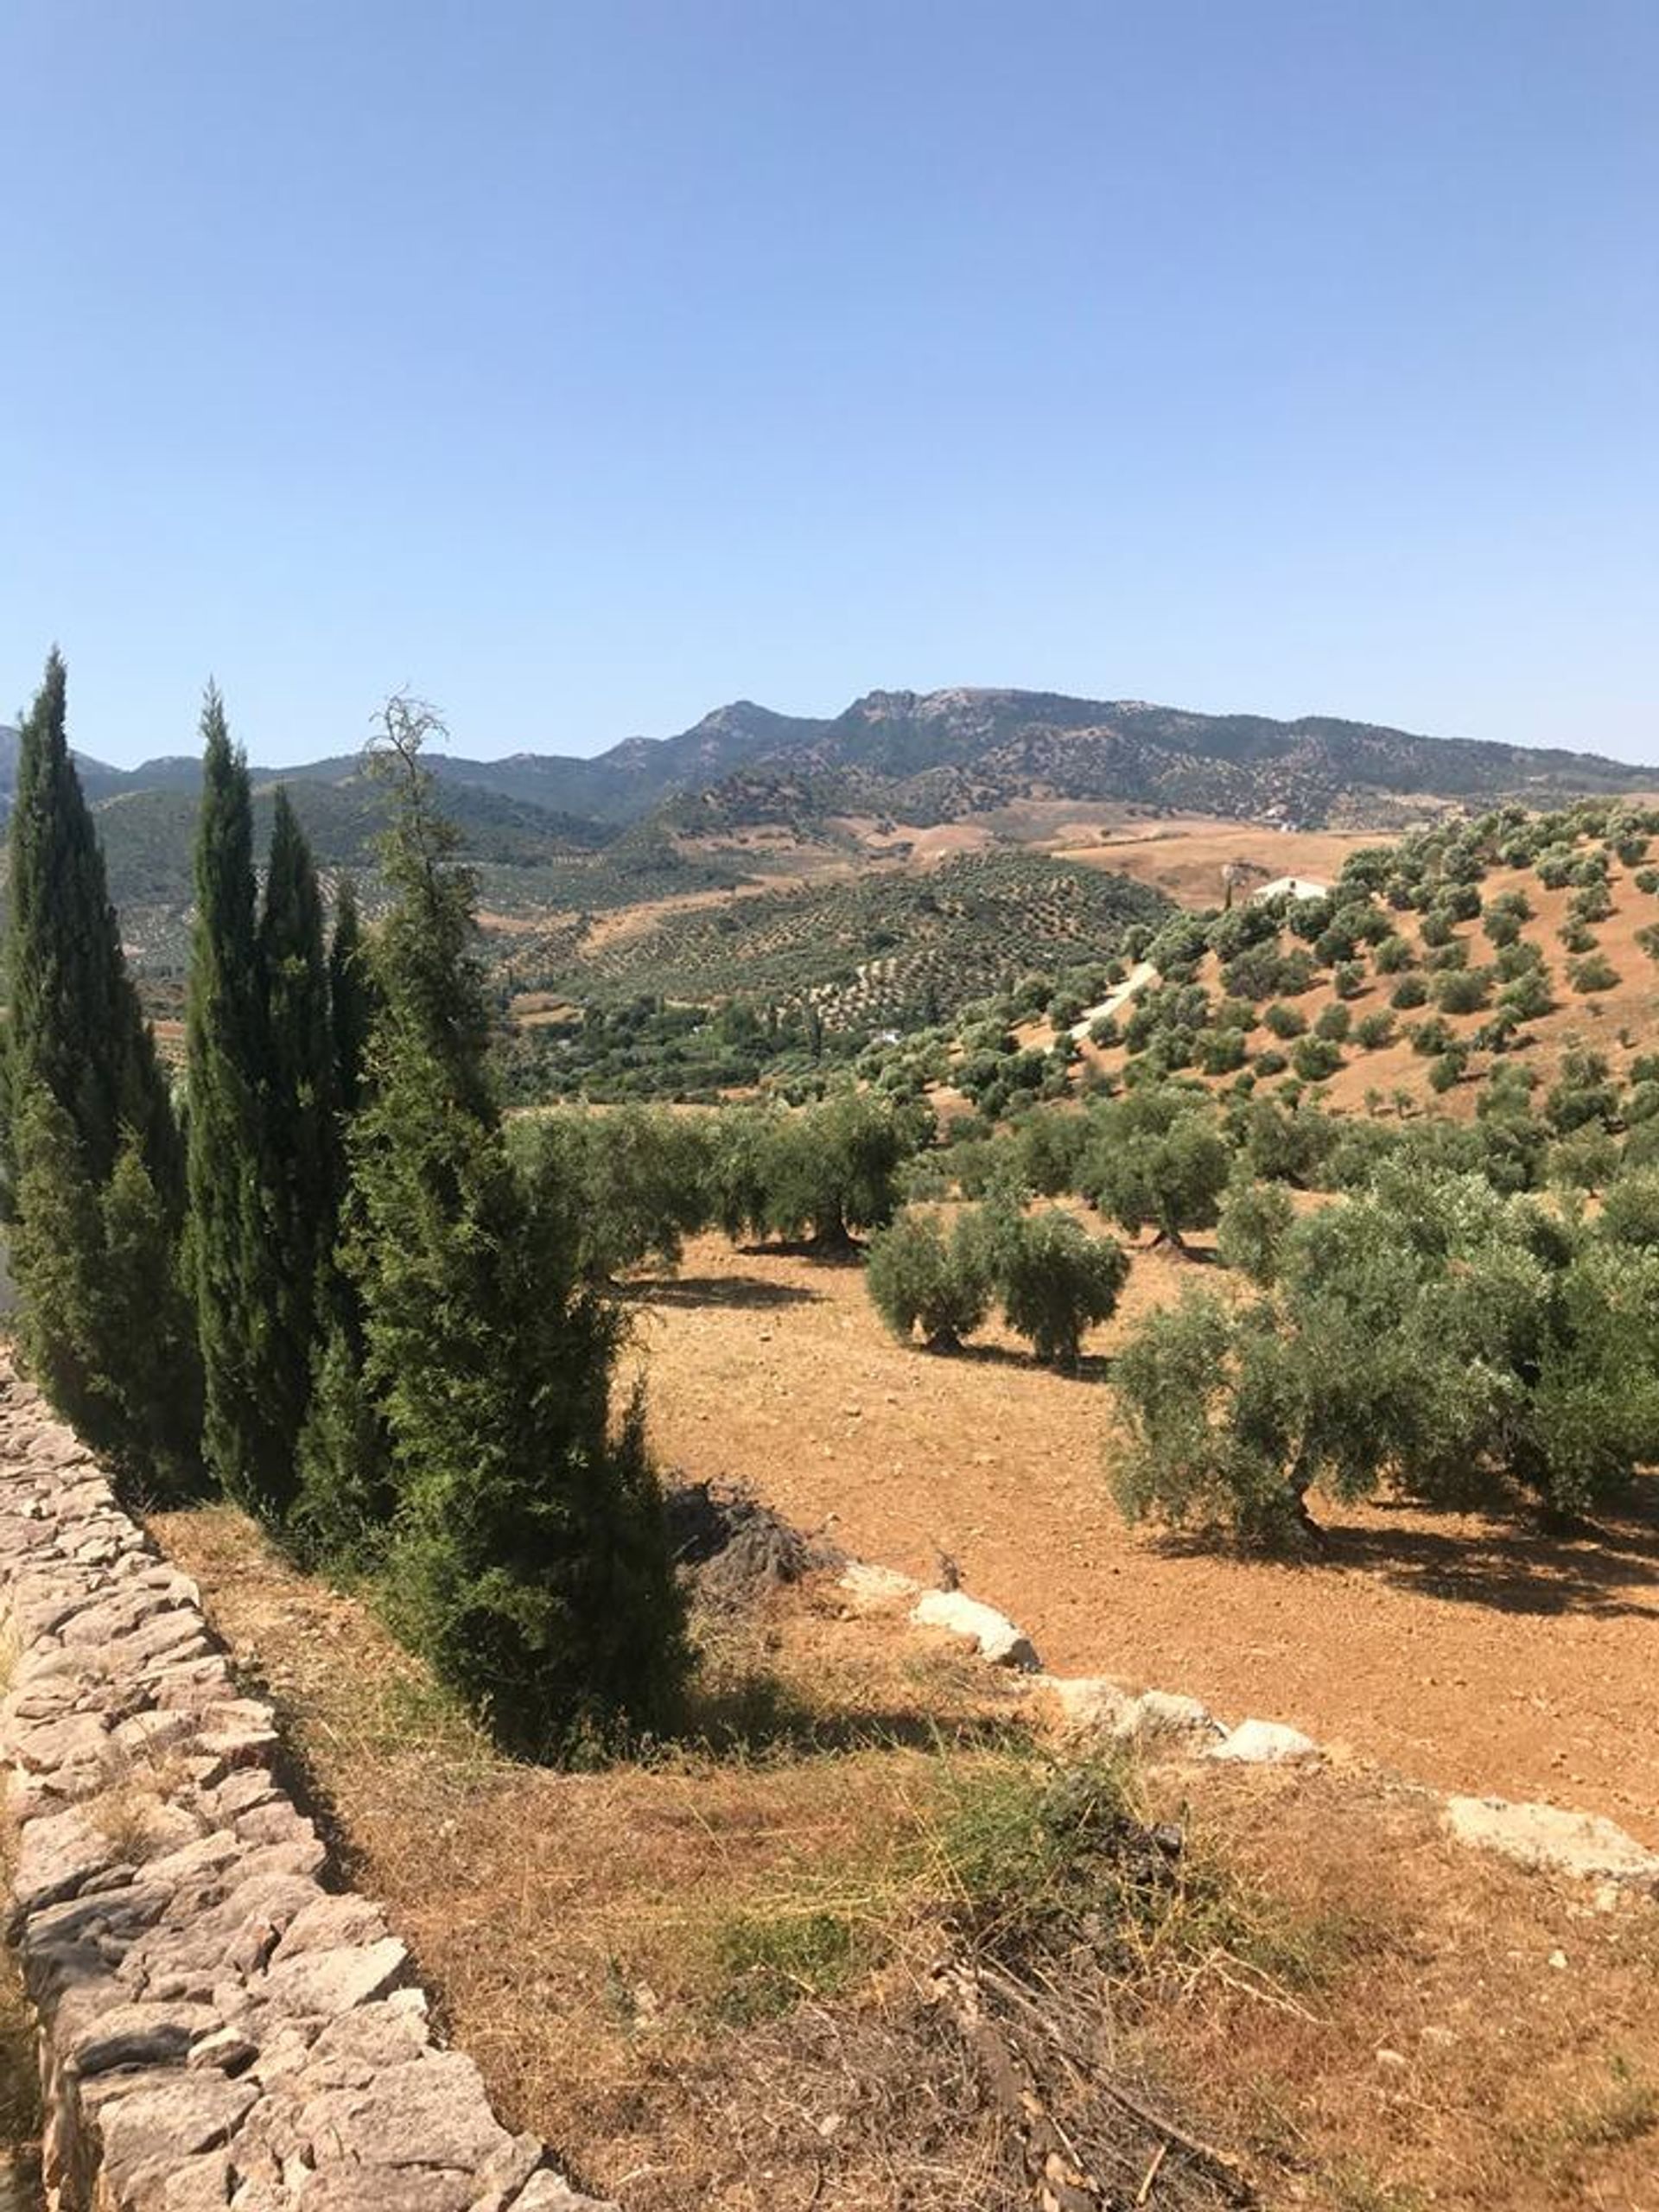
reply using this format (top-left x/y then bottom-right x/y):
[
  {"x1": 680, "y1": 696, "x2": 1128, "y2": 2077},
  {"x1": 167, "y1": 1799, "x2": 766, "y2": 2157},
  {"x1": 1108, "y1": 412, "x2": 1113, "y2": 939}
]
[{"x1": 150, "y1": 1499, "x2": 1659, "y2": 2211}]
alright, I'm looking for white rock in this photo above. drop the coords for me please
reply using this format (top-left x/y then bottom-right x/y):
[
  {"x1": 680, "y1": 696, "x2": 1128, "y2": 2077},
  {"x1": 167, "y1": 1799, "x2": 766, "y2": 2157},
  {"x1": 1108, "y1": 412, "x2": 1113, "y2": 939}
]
[
  {"x1": 909, "y1": 1589, "x2": 1039, "y2": 1670},
  {"x1": 1208, "y1": 1718, "x2": 1321, "y2": 1765},
  {"x1": 1040, "y1": 1675, "x2": 1134, "y2": 1733},
  {"x1": 1114, "y1": 1689, "x2": 1224, "y2": 1743},
  {"x1": 837, "y1": 1562, "x2": 921, "y2": 1615},
  {"x1": 1442, "y1": 1796, "x2": 1659, "y2": 1891}
]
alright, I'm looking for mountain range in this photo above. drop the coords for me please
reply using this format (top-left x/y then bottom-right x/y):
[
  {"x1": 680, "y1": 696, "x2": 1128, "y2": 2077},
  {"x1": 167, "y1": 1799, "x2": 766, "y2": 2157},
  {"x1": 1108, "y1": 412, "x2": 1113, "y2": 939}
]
[
  {"x1": 4, "y1": 685, "x2": 1652, "y2": 829},
  {"x1": 0, "y1": 689, "x2": 1652, "y2": 969}
]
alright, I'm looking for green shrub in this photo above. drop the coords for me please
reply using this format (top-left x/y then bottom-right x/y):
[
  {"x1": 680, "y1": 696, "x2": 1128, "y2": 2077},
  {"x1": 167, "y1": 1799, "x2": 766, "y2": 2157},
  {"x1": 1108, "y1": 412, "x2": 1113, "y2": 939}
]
[
  {"x1": 1193, "y1": 1027, "x2": 1245, "y2": 1076},
  {"x1": 1497, "y1": 969, "x2": 1554, "y2": 1022},
  {"x1": 994, "y1": 1207, "x2": 1128, "y2": 1368},
  {"x1": 1262, "y1": 1001, "x2": 1307, "y2": 1039},
  {"x1": 1569, "y1": 953, "x2": 1620, "y2": 995},
  {"x1": 1355, "y1": 1010, "x2": 1395, "y2": 1050},
  {"x1": 865, "y1": 1207, "x2": 995, "y2": 1350},
  {"x1": 1432, "y1": 967, "x2": 1491, "y2": 1015},
  {"x1": 1547, "y1": 1049, "x2": 1618, "y2": 1134},
  {"x1": 1291, "y1": 1035, "x2": 1342, "y2": 1083},
  {"x1": 1391, "y1": 975, "x2": 1429, "y2": 1010},
  {"x1": 1599, "y1": 1170, "x2": 1659, "y2": 1248},
  {"x1": 1215, "y1": 1174, "x2": 1294, "y2": 1286}
]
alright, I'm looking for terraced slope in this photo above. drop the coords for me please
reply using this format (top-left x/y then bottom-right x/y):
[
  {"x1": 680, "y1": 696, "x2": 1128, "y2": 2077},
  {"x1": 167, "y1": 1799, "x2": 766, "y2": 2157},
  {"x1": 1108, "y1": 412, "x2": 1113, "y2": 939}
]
[{"x1": 498, "y1": 851, "x2": 1173, "y2": 1032}]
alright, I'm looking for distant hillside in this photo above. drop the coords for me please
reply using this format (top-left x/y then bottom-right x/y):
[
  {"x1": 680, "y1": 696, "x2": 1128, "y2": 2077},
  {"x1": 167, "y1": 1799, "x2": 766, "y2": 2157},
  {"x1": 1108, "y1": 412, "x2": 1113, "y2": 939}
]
[
  {"x1": 664, "y1": 690, "x2": 1658, "y2": 838},
  {"x1": 4, "y1": 687, "x2": 1652, "y2": 836},
  {"x1": 2, "y1": 687, "x2": 1652, "y2": 976},
  {"x1": 497, "y1": 849, "x2": 1174, "y2": 1034}
]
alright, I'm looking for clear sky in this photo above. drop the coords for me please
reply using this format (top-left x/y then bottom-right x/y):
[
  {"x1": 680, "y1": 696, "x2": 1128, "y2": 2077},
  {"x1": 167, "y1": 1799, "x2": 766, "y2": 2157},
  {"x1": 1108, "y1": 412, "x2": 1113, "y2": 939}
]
[{"x1": 3, "y1": 1, "x2": 1654, "y2": 768}]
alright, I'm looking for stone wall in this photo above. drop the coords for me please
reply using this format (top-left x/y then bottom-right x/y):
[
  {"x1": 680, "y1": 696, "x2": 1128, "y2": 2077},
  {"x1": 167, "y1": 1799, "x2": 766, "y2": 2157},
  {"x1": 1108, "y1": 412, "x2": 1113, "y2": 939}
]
[{"x1": 0, "y1": 1358, "x2": 610, "y2": 2212}]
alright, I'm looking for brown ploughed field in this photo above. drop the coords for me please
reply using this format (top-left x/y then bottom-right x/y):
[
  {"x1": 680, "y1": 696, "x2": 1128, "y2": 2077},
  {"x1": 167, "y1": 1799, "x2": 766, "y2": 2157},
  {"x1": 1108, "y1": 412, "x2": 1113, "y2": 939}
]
[{"x1": 626, "y1": 1230, "x2": 1659, "y2": 1847}]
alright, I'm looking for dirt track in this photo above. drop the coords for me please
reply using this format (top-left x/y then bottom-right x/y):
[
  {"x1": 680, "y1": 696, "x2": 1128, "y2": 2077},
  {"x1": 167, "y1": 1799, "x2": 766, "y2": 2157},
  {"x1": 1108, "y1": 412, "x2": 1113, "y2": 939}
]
[{"x1": 630, "y1": 1231, "x2": 1659, "y2": 1845}]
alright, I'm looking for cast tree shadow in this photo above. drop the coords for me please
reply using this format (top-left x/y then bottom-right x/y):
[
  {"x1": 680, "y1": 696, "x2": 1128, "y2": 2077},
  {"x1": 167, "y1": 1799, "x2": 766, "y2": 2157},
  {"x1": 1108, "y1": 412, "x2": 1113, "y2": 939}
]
[
  {"x1": 1152, "y1": 1488, "x2": 1659, "y2": 1620},
  {"x1": 944, "y1": 1342, "x2": 1113, "y2": 1383},
  {"x1": 620, "y1": 1274, "x2": 824, "y2": 1312},
  {"x1": 1320, "y1": 1509, "x2": 1659, "y2": 1620}
]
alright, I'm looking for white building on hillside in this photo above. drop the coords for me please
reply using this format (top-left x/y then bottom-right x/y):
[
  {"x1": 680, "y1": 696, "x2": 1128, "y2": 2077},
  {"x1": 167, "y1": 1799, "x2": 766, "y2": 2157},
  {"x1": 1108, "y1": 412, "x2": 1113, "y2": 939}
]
[{"x1": 1251, "y1": 874, "x2": 1329, "y2": 904}]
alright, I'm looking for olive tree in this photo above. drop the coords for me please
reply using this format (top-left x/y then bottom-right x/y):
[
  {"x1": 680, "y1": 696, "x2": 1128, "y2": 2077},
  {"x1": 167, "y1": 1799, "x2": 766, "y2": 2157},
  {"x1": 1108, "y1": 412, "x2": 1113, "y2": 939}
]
[
  {"x1": 1110, "y1": 1166, "x2": 1659, "y2": 1544},
  {"x1": 1079, "y1": 1094, "x2": 1231, "y2": 1253},
  {"x1": 865, "y1": 1206, "x2": 995, "y2": 1351},
  {"x1": 994, "y1": 1206, "x2": 1128, "y2": 1368}
]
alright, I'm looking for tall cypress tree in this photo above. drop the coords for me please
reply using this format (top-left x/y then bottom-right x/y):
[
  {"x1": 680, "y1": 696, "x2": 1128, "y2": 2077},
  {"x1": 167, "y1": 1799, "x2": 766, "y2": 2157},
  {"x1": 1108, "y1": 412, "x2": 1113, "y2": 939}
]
[
  {"x1": 289, "y1": 870, "x2": 391, "y2": 1567},
  {"x1": 258, "y1": 788, "x2": 340, "y2": 1487},
  {"x1": 331, "y1": 697, "x2": 683, "y2": 1752},
  {"x1": 3, "y1": 649, "x2": 179, "y2": 1211},
  {"x1": 327, "y1": 875, "x2": 374, "y2": 1116},
  {"x1": 185, "y1": 687, "x2": 287, "y2": 1511},
  {"x1": 3, "y1": 652, "x2": 198, "y2": 1492}
]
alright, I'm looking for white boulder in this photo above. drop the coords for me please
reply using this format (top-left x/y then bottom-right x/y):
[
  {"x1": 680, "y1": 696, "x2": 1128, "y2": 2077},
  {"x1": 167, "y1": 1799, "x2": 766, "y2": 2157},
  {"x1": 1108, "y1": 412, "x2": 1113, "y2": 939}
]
[
  {"x1": 837, "y1": 1562, "x2": 921, "y2": 1615},
  {"x1": 909, "y1": 1589, "x2": 1040, "y2": 1670},
  {"x1": 1208, "y1": 1719, "x2": 1321, "y2": 1765},
  {"x1": 1039, "y1": 1675, "x2": 1135, "y2": 1734},
  {"x1": 1442, "y1": 1796, "x2": 1659, "y2": 1891},
  {"x1": 1113, "y1": 1689, "x2": 1225, "y2": 1743}
]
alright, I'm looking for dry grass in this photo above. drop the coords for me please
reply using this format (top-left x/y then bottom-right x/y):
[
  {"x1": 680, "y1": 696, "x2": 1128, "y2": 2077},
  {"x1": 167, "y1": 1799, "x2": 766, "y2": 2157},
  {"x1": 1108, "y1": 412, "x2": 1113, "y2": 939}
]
[
  {"x1": 151, "y1": 1503, "x2": 1659, "y2": 2209},
  {"x1": 0, "y1": 1842, "x2": 41, "y2": 2192}
]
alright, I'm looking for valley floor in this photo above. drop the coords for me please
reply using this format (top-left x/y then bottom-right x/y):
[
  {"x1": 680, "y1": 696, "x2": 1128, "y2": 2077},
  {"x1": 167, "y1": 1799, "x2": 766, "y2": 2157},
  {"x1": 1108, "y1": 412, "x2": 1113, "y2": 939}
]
[{"x1": 626, "y1": 1231, "x2": 1659, "y2": 1847}]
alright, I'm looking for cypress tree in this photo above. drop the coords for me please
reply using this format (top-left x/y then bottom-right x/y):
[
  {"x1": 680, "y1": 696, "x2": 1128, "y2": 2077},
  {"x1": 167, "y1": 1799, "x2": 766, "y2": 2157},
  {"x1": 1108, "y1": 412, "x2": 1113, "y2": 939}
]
[
  {"x1": 337, "y1": 697, "x2": 683, "y2": 1753},
  {"x1": 259, "y1": 789, "x2": 340, "y2": 1481},
  {"x1": 292, "y1": 880, "x2": 389, "y2": 1566},
  {"x1": 3, "y1": 652, "x2": 198, "y2": 1491},
  {"x1": 327, "y1": 876, "x2": 374, "y2": 1115},
  {"x1": 3, "y1": 650, "x2": 180, "y2": 1211},
  {"x1": 185, "y1": 687, "x2": 287, "y2": 1511}
]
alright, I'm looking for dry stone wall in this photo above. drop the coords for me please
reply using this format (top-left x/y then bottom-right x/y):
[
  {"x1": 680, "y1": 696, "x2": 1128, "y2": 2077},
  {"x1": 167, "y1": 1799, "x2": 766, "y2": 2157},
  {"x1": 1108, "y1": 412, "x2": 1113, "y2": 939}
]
[{"x1": 0, "y1": 1357, "x2": 610, "y2": 2212}]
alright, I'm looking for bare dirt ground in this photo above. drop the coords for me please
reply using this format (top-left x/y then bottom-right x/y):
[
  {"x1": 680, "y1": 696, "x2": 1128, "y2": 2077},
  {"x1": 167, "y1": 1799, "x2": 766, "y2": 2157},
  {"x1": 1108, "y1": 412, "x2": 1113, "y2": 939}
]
[
  {"x1": 152, "y1": 1505, "x2": 1659, "y2": 2212},
  {"x1": 1057, "y1": 821, "x2": 1379, "y2": 911},
  {"x1": 626, "y1": 1232, "x2": 1659, "y2": 1847}
]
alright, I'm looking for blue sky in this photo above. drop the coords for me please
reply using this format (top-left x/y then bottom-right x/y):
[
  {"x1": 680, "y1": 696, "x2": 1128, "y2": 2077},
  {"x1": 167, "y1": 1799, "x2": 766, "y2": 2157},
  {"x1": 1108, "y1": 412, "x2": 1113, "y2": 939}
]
[{"x1": 3, "y1": 1, "x2": 1654, "y2": 767}]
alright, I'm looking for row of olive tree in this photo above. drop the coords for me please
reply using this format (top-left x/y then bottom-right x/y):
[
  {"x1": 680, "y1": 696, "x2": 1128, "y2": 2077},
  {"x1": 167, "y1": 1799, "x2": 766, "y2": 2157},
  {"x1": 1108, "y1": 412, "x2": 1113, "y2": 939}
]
[
  {"x1": 1112, "y1": 1162, "x2": 1659, "y2": 1544},
  {"x1": 866, "y1": 1200, "x2": 1128, "y2": 1369},
  {"x1": 511, "y1": 1090, "x2": 933, "y2": 1282}
]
